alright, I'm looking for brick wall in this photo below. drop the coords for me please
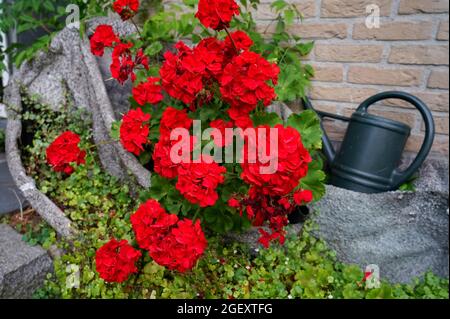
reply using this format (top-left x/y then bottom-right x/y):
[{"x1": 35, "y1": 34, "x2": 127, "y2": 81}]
[
  {"x1": 254, "y1": 0, "x2": 449, "y2": 158},
  {"x1": 164, "y1": 0, "x2": 449, "y2": 157}
]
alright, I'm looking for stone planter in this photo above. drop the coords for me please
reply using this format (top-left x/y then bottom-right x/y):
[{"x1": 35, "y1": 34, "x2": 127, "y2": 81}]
[
  {"x1": 310, "y1": 161, "x2": 449, "y2": 283},
  {"x1": 3, "y1": 18, "x2": 151, "y2": 238}
]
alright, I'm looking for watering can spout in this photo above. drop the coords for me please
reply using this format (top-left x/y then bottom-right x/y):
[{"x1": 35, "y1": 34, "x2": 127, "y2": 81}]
[{"x1": 303, "y1": 97, "x2": 336, "y2": 162}]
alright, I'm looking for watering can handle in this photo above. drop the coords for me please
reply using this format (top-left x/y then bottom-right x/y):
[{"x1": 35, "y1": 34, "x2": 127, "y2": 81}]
[{"x1": 357, "y1": 91, "x2": 435, "y2": 189}]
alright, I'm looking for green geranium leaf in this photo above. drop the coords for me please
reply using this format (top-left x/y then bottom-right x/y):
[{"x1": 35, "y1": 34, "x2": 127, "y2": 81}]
[
  {"x1": 300, "y1": 154, "x2": 326, "y2": 201},
  {"x1": 149, "y1": 174, "x2": 173, "y2": 200},
  {"x1": 138, "y1": 151, "x2": 152, "y2": 165},
  {"x1": 251, "y1": 112, "x2": 283, "y2": 127},
  {"x1": 287, "y1": 110, "x2": 323, "y2": 151}
]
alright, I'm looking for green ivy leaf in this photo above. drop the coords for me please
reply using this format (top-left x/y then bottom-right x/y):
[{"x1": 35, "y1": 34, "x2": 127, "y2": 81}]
[
  {"x1": 110, "y1": 121, "x2": 121, "y2": 141},
  {"x1": 295, "y1": 41, "x2": 315, "y2": 56},
  {"x1": 144, "y1": 41, "x2": 163, "y2": 57},
  {"x1": 284, "y1": 9, "x2": 295, "y2": 25},
  {"x1": 271, "y1": 0, "x2": 288, "y2": 11}
]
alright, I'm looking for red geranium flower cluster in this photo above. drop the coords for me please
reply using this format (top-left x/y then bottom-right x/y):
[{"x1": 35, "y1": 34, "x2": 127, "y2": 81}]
[
  {"x1": 89, "y1": 4, "x2": 149, "y2": 85},
  {"x1": 241, "y1": 124, "x2": 311, "y2": 196},
  {"x1": 132, "y1": 77, "x2": 164, "y2": 106},
  {"x1": 159, "y1": 33, "x2": 251, "y2": 108},
  {"x1": 176, "y1": 155, "x2": 226, "y2": 207},
  {"x1": 153, "y1": 140, "x2": 180, "y2": 179},
  {"x1": 221, "y1": 51, "x2": 280, "y2": 125},
  {"x1": 95, "y1": 238, "x2": 141, "y2": 283},
  {"x1": 210, "y1": 119, "x2": 234, "y2": 147},
  {"x1": 159, "y1": 42, "x2": 212, "y2": 106},
  {"x1": 130, "y1": 199, "x2": 178, "y2": 251},
  {"x1": 46, "y1": 131, "x2": 86, "y2": 175},
  {"x1": 228, "y1": 187, "x2": 313, "y2": 248},
  {"x1": 130, "y1": 200, "x2": 207, "y2": 272},
  {"x1": 90, "y1": 25, "x2": 120, "y2": 57},
  {"x1": 120, "y1": 108, "x2": 151, "y2": 155},
  {"x1": 113, "y1": 0, "x2": 140, "y2": 21},
  {"x1": 195, "y1": 0, "x2": 240, "y2": 30},
  {"x1": 111, "y1": 43, "x2": 149, "y2": 84},
  {"x1": 159, "y1": 107, "x2": 193, "y2": 139}
]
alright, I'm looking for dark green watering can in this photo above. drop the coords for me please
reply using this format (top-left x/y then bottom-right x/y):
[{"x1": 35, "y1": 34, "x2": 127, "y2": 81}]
[{"x1": 304, "y1": 91, "x2": 435, "y2": 193}]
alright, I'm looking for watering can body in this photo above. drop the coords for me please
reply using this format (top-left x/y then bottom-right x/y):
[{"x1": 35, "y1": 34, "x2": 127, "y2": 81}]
[{"x1": 304, "y1": 91, "x2": 435, "y2": 193}]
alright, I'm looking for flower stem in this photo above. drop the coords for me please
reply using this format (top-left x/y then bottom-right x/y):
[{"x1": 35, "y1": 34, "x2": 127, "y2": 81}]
[
  {"x1": 224, "y1": 26, "x2": 239, "y2": 55},
  {"x1": 87, "y1": 139, "x2": 116, "y2": 150},
  {"x1": 130, "y1": 18, "x2": 144, "y2": 40},
  {"x1": 193, "y1": 207, "x2": 201, "y2": 221}
]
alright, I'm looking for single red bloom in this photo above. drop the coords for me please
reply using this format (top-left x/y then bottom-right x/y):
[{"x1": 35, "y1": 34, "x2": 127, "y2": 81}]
[
  {"x1": 227, "y1": 107, "x2": 254, "y2": 129},
  {"x1": 224, "y1": 30, "x2": 253, "y2": 54},
  {"x1": 110, "y1": 43, "x2": 149, "y2": 84},
  {"x1": 120, "y1": 107, "x2": 151, "y2": 155},
  {"x1": 153, "y1": 139, "x2": 182, "y2": 179},
  {"x1": 110, "y1": 42, "x2": 135, "y2": 84},
  {"x1": 132, "y1": 77, "x2": 164, "y2": 106},
  {"x1": 278, "y1": 197, "x2": 292, "y2": 210},
  {"x1": 293, "y1": 189, "x2": 313, "y2": 206},
  {"x1": 95, "y1": 238, "x2": 141, "y2": 283},
  {"x1": 135, "y1": 48, "x2": 149, "y2": 71},
  {"x1": 228, "y1": 197, "x2": 241, "y2": 208},
  {"x1": 113, "y1": 0, "x2": 140, "y2": 21},
  {"x1": 195, "y1": 0, "x2": 240, "y2": 30},
  {"x1": 90, "y1": 25, "x2": 120, "y2": 57},
  {"x1": 46, "y1": 131, "x2": 86, "y2": 175},
  {"x1": 209, "y1": 119, "x2": 234, "y2": 147}
]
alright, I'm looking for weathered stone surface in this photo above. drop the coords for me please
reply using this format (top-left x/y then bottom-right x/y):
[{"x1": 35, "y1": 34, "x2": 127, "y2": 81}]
[
  {"x1": 3, "y1": 17, "x2": 151, "y2": 237},
  {"x1": 311, "y1": 185, "x2": 449, "y2": 283},
  {"x1": 414, "y1": 159, "x2": 449, "y2": 194},
  {"x1": 0, "y1": 160, "x2": 27, "y2": 215},
  {"x1": 0, "y1": 224, "x2": 53, "y2": 298},
  {"x1": 226, "y1": 224, "x2": 304, "y2": 255}
]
